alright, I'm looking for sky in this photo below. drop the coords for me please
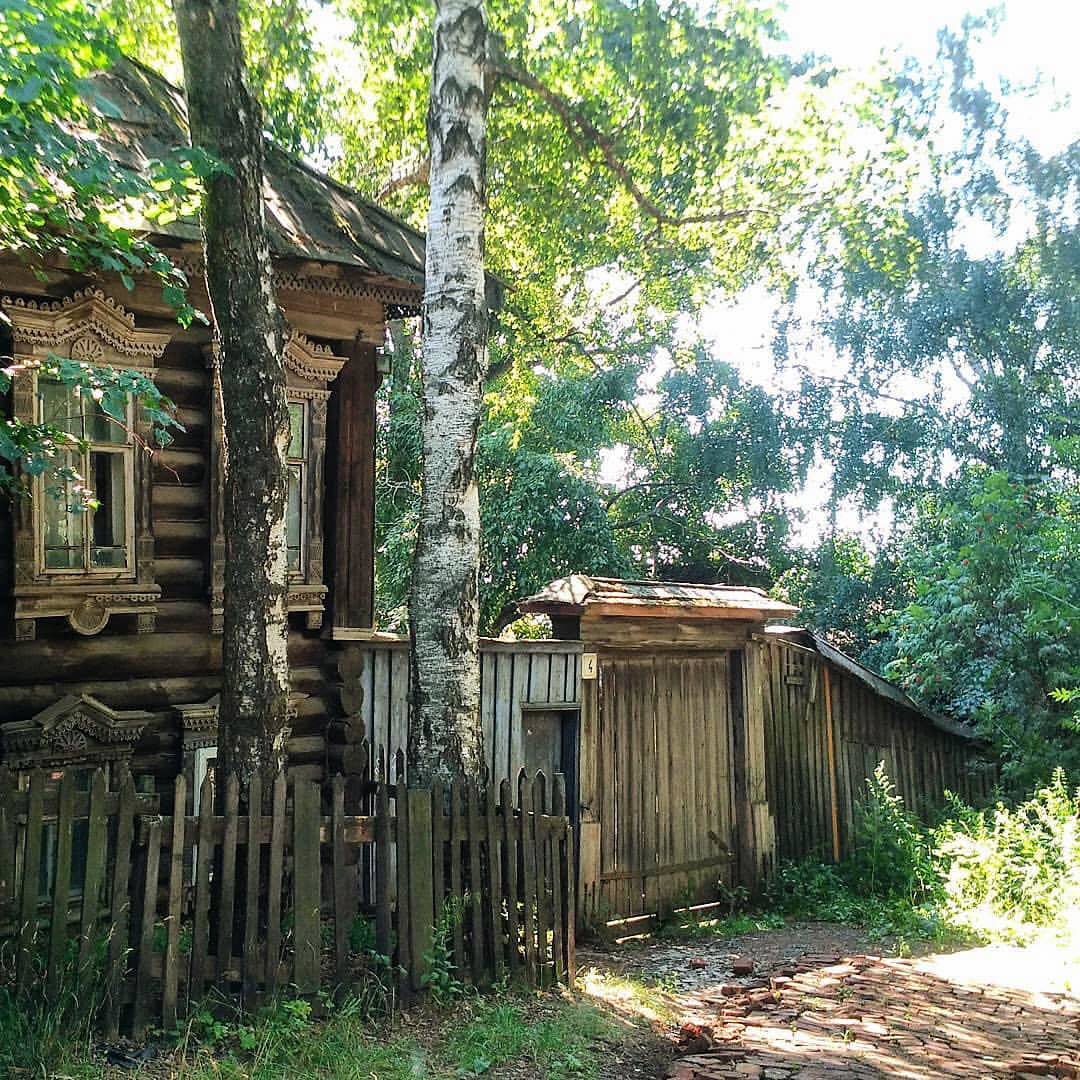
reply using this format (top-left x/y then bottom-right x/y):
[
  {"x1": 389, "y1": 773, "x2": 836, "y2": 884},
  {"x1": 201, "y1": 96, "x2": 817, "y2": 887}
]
[{"x1": 692, "y1": 0, "x2": 1078, "y2": 549}]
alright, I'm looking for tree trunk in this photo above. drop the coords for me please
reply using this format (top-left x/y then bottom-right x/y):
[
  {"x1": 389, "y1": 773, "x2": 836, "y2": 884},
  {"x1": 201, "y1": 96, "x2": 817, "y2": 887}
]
[
  {"x1": 407, "y1": 0, "x2": 489, "y2": 786},
  {"x1": 172, "y1": 0, "x2": 291, "y2": 781}
]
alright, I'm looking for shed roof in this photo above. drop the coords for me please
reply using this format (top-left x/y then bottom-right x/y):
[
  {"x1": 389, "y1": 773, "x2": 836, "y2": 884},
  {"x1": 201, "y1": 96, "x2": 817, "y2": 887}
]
[
  {"x1": 519, "y1": 575, "x2": 799, "y2": 620},
  {"x1": 81, "y1": 59, "x2": 435, "y2": 294},
  {"x1": 765, "y1": 626, "x2": 976, "y2": 741}
]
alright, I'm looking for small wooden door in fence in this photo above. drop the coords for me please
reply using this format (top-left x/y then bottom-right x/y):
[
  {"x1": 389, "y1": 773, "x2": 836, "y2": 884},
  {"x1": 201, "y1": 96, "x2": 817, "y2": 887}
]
[{"x1": 0, "y1": 757, "x2": 574, "y2": 1036}]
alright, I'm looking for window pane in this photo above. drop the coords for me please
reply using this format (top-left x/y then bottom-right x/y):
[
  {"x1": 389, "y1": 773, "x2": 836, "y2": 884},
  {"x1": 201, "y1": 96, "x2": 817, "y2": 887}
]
[
  {"x1": 90, "y1": 451, "x2": 128, "y2": 568},
  {"x1": 288, "y1": 402, "x2": 305, "y2": 459},
  {"x1": 39, "y1": 379, "x2": 83, "y2": 437},
  {"x1": 287, "y1": 464, "x2": 302, "y2": 573},
  {"x1": 43, "y1": 454, "x2": 85, "y2": 569},
  {"x1": 87, "y1": 396, "x2": 127, "y2": 444}
]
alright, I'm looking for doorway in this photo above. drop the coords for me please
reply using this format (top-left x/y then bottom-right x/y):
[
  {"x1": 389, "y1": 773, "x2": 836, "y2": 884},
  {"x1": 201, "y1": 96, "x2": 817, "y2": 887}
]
[{"x1": 521, "y1": 704, "x2": 580, "y2": 824}]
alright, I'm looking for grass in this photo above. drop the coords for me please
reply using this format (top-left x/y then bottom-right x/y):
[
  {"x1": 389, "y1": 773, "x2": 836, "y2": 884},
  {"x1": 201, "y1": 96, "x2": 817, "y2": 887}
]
[{"x1": 0, "y1": 984, "x2": 626, "y2": 1080}]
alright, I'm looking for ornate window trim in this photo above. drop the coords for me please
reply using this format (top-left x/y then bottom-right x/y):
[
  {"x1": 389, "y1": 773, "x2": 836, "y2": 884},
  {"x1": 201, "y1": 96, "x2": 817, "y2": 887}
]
[
  {"x1": 3, "y1": 291, "x2": 171, "y2": 640},
  {"x1": 1, "y1": 693, "x2": 150, "y2": 769},
  {"x1": 206, "y1": 330, "x2": 345, "y2": 632}
]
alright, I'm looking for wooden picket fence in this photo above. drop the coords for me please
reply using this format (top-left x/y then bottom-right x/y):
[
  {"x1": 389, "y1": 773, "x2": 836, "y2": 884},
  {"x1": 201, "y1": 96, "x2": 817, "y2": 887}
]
[{"x1": 0, "y1": 754, "x2": 574, "y2": 1035}]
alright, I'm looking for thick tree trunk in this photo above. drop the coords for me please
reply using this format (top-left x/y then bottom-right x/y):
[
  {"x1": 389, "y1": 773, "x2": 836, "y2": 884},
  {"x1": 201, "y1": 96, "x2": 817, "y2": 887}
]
[
  {"x1": 172, "y1": 0, "x2": 291, "y2": 781},
  {"x1": 407, "y1": 0, "x2": 489, "y2": 786}
]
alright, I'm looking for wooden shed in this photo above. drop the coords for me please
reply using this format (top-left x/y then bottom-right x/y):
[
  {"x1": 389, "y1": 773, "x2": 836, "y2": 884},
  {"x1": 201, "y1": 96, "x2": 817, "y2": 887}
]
[{"x1": 519, "y1": 575, "x2": 798, "y2": 922}]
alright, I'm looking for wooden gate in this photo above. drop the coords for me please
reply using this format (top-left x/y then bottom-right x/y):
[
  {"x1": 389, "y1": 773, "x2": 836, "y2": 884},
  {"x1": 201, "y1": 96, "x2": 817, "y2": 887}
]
[{"x1": 590, "y1": 653, "x2": 738, "y2": 918}]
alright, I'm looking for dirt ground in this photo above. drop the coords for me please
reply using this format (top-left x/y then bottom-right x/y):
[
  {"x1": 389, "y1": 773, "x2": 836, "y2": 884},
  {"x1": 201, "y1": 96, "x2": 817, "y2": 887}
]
[{"x1": 578, "y1": 922, "x2": 1080, "y2": 1079}]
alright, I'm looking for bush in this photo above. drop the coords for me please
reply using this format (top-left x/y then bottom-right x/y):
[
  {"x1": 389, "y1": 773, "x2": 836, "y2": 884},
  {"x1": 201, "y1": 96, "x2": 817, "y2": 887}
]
[{"x1": 764, "y1": 764, "x2": 1080, "y2": 945}]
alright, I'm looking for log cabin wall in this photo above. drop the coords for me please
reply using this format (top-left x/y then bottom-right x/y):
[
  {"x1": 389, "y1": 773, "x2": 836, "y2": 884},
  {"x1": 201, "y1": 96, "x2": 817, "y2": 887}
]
[{"x1": 0, "y1": 256, "x2": 399, "y2": 791}]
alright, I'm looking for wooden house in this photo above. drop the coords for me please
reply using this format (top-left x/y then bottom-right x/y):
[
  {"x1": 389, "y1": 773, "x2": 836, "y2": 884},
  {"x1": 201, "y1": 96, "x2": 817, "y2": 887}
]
[{"x1": 0, "y1": 58, "x2": 431, "y2": 793}]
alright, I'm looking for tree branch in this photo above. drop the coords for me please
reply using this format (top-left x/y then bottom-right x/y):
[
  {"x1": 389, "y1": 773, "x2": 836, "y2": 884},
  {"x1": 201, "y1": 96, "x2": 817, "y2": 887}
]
[{"x1": 489, "y1": 48, "x2": 753, "y2": 231}]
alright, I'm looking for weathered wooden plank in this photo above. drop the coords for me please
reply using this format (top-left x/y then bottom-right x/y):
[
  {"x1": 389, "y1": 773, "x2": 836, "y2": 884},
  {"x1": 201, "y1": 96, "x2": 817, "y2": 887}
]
[
  {"x1": 449, "y1": 780, "x2": 465, "y2": 973},
  {"x1": 78, "y1": 769, "x2": 108, "y2": 978},
  {"x1": 394, "y1": 753, "x2": 411, "y2": 1000},
  {"x1": 133, "y1": 817, "x2": 162, "y2": 1037},
  {"x1": 467, "y1": 783, "x2": 485, "y2": 985},
  {"x1": 243, "y1": 774, "x2": 262, "y2": 1006},
  {"x1": 266, "y1": 771, "x2": 286, "y2": 992},
  {"x1": 189, "y1": 770, "x2": 215, "y2": 1002},
  {"x1": 533, "y1": 772, "x2": 550, "y2": 985},
  {"x1": 374, "y1": 760, "x2": 391, "y2": 961},
  {"x1": 550, "y1": 774, "x2": 566, "y2": 984},
  {"x1": 216, "y1": 775, "x2": 240, "y2": 984},
  {"x1": 105, "y1": 768, "x2": 136, "y2": 1039},
  {"x1": 162, "y1": 774, "x2": 187, "y2": 1029},
  {"x1": 510, "y1": 653, "x2": 532, "y2": 778},
  {"x1": 406, "y1": 787, "x2": 434, "y2": 992},
  {"x1": 500, "y1": 778, "x2": 520, "y2": 981},
  {"x1": 494, "y1": 653, "x2": 514, "y2": 783},
  {"x1": 485, "y1": 783, "x2": 504, "y2": 982},
  {"x1": 293, "y1": 778, "x2": 322, "y2": 993},
  {"x1": 0, "y1": 768, "x2": 13, "y2": 924},
  {"x1": 46, "y1": 770, "x2": 77, "y2": 999},
  {"x1": 518, "y1": 771, "x2": 538, "y2": 987},
  {"x1": 332, "y1": 774, "x2": 349, "y2": 981}
]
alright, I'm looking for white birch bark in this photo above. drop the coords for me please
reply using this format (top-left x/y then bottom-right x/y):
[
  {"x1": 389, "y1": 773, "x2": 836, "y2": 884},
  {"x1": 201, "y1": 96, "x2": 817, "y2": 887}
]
[{"x1": 408, "y1": 0, "x2": 489, "y2": 785}]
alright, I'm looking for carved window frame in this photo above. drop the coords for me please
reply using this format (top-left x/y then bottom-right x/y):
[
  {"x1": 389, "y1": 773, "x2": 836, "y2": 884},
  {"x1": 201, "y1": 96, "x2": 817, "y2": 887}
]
[
  {"x1": 206, "y1": 330, "x2": 345, "y2": 632},
  {"x1": 2, "y1": 291, "x2": 171, "y2": 640}
]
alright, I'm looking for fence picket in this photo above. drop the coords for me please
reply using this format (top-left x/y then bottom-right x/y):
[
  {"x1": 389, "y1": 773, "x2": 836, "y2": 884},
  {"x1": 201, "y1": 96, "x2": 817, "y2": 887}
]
[
  {"x1": 533, "y1": 772, "x2": 549, "y2": 988},
  {"x1": 406, "y1": 787, "x2": 434, "y2": 992},
  {"x1": 332, "y1": 774, "x2": 349, "y2": 980},
  {"x1": 374, "y1": 750, "x2": 391, "y2": 962},
  {"x1": 394, "y1": 752, "x2": 410, "y2": 1000},
  {"x1": 243, "y1": 774, "x2": 262, "y2": 1006},
  {"x1": 265, "y1": 771, "x2": 287, "y2": 992},
  {"x1": 293, "y1": 778, "x2": 321, "y2": 993},
  {"x1": 518, "y1": 770, "x2": 537, "y2": 986},
  {"x1": 46, "y1": 770, "x2": 76, "y2": 999},
  {"x1": 0, "y1": 768, "x2": 14, "y2": 929},
  {"x1": 132, "y1": 817, "x2": 161, "y2": 1037},
  {"x1": 449, "y1": 780, "x2": 464, "y2": 974},
  {"x1": 162, "y1": 774, "x2": 187, "y2": 1030},
  {"x1": 79, "y1": 769, "x2": 107, "y2": 979},
  {"x1": 105, "y1": 767, "x2": 136, "y2": 1039},
  {"x1": 500, "y1": 778, "x2": 519, "y2": 980},
  {"x1": 550, "y1": 774, "x2": 566, "y2": 985},
  {"x1": 485, "y1": 784, "x2": 504, "y2": 982},
  {"x1": 467, "y1": 782, "x2": 484, "y2": 984},
  {"x1": 217, "y1": 775, "x2": 240, "y2": 984},
  {"x1": 189, "y1": 770, "x2": 215, "y2": 1002}
]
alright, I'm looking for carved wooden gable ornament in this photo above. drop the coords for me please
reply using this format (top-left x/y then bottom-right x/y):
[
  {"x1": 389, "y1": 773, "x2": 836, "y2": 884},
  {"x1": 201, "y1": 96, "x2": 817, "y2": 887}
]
[{"x1": 1, "y1": 693, "x2": 151, "y2": 768}]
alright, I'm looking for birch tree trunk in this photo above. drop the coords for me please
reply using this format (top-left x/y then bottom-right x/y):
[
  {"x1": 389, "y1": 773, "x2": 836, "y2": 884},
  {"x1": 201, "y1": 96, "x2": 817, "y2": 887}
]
[
  {"x1": 172, "y1": 0, "x2": 291, "y2": 781},
  {"x1": 407, "y1": 0, "x2": 489, "y2": 785}
]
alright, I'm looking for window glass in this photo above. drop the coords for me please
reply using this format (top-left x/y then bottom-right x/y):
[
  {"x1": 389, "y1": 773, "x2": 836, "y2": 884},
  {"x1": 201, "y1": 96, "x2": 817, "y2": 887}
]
[
  {"x1": 288, "y1": 402, "x2": 305, "y2": 459},
  {"x1": 90, "y1": 451, "x2": 127, "y2": 567},
  {"x1": 287, "y1": 465, "x2": 303, "y2": 573},
  {"x1": 38, "y1": 379, "x2": 82, "y2": 437},
  {"x1": 86, "y1": 397, "x2": 127, "y2": 444},
  {"x1": 43, "y1": 453, "x2": 85, "y2": 569}
]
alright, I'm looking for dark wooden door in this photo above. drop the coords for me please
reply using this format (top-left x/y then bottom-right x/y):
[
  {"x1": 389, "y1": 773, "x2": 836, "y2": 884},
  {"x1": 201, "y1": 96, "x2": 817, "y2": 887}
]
[{"x1": 522, "y1": 707, "x2": 580, "y2": 823}]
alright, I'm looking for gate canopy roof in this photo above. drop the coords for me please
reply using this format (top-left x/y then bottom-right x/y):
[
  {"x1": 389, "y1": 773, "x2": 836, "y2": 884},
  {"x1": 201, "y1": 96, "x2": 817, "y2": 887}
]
[{"x1": 519, "y1": 575, "x2": 799, "y2": 621}]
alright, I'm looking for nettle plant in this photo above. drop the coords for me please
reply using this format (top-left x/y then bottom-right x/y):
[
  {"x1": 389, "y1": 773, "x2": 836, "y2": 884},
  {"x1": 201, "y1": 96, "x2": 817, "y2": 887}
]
[{"x1": 0, "y1": 348, "x2": 181, "y2": 504}]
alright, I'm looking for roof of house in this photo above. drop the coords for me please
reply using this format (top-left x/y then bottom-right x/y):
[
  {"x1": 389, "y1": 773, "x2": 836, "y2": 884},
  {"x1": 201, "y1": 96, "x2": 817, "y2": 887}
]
[
  {"x1": 519, "y1": 575, "x2": 800, "y2": 620},
  {"x1": 83, "y1": 58, "x2": 432, "y2": 292},
  {"x1": 765, "y1": 626, "x2": 976, "y2": 741}
]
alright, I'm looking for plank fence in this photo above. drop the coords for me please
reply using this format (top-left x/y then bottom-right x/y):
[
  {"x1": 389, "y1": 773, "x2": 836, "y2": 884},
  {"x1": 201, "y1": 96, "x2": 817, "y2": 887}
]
[{"x1": 0, "y1": 751, "x2": 574, "y2": 1035}]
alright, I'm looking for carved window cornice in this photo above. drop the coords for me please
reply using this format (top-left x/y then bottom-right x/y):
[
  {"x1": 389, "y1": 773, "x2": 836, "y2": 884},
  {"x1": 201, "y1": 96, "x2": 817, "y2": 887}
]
[
  {"x1": 205, "y1": 327, "x2": 343, "y2": 633},
  {"x1": 1, "y1": 693, "x2": 151, "y2": 768},
  {"x1": 4, "y1": 292, "x2": 170, "y2": 641}
]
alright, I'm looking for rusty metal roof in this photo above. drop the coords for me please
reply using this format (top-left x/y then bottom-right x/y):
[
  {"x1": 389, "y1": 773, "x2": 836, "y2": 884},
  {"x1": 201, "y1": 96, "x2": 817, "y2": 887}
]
[
  {"x1": 519, "y1": 575, "x2": 799, "y2": 619},
  {"x1": 83, "y1": 58, "x2": 430, "y2": 291}
]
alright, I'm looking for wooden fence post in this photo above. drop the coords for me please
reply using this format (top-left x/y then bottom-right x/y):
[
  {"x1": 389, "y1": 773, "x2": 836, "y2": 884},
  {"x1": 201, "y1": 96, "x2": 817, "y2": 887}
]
[
  {"x1": 292, "y1": 778, "x2": 321, "y2": 993},
  {"x1": 406, "y1": 786, "x2": 433, "y2": 992},
  {"x1": 105, "y1": 767, "x2": 136, "y2": 1039}
]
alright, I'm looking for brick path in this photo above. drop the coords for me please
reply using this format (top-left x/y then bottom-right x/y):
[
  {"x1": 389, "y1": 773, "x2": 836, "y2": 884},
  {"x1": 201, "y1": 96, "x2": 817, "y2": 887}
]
[{"x1": 666, "y1": 953, "x2": 1080, "y2": 1079}]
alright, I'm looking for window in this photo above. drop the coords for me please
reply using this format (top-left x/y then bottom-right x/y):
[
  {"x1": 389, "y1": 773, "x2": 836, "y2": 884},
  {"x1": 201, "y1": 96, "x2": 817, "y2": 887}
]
[
  {"x1": 287, "y1": 400, "x2": 307, "y2": 577},
  {"x1": 37, "y1": 378, "x2": 134, "y2": 574}
]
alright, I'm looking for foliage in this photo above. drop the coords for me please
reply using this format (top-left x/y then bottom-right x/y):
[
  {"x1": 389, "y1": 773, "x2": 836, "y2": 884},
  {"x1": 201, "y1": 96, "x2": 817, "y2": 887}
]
[
  {"x1": 765, "y1": 766, "x2": 1080, "y2": 948},
  {"x1": 0, "y1": 932, "x2": 109, "y2": 1077},
  {"x1": 421, "y1": 899, "x2": 465, "y2": 1007},
  {"x1": 883, "y1": 468, "x2": 1080, "y2": 789},
  {"x1": 935, "y1": 771, "x2": 1080, "y2": 935}
]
